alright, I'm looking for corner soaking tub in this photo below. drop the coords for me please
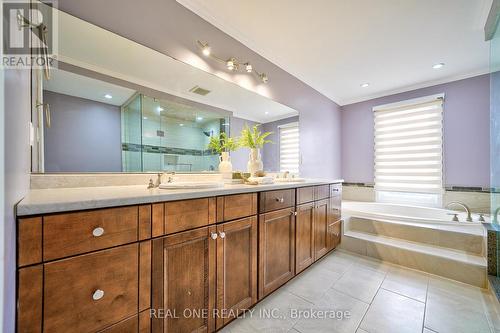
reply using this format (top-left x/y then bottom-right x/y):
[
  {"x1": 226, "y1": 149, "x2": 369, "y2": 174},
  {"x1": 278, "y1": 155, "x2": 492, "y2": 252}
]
[{"x1": 342, "y1": 201, "x2": 488, "y2": 233}]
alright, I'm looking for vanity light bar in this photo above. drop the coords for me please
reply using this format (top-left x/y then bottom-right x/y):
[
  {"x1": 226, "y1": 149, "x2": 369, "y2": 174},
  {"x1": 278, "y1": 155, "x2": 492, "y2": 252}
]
[{"x1": 197, "y1": 40, "x2": 269, "y2": 83}]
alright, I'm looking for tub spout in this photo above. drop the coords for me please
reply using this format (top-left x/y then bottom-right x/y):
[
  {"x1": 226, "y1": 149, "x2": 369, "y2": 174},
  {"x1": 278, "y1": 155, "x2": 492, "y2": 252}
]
[
  {"x1": 445, "y1": 202, "x2": 472, "y2": 222},
  {"x1": 493, "y1": 207, "x2": 500, "y2": 224}
]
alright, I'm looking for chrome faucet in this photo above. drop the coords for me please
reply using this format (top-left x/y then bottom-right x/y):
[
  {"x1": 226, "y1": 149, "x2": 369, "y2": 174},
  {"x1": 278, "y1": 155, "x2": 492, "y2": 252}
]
[
  {"x1": 445, "y1": 202, "x2": 472, "y2": 222},
  {"x1": 493, "y1": 207, "x2": 500, "y2": 224}
]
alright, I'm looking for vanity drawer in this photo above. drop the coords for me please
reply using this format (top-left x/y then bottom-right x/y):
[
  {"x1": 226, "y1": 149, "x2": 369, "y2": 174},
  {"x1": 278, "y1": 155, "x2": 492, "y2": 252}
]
[
  {"x1": 165, "y1": 198, "x2": 216, "y2": 234},
  {"x1": 297, "y1": 186, "x2": 315, "y2": 204},
  {"x1": 43, "y1": 206, "x2": 139, "y2": 261},
  {"x1": 327, "y1": 221, "x2": 342, "y2": 251},
  {"x1": 44, "y1": 244, "x2": 139, "y2": 333},
  {"x1": 259, "y1": 189, "x2": 295, "y2": 213},
  {"x1": 217, "y1": 193, "x2": 257, "y2": 222},
  {"x1": 330, "y1": 183, "x2": 342, "y2": 197},
  {"x1": 314, "y1": 185, "x2": 330, "y2": 201}
]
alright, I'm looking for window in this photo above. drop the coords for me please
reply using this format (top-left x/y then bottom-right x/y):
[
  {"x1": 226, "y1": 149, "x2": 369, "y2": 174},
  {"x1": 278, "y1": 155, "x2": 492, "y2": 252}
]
[
  {"x1": 374, "y1": 95, "x2": 444, "y2": 206},
  {"x1": 279, "y1": 122, "x2": 300, "y2": 174}
]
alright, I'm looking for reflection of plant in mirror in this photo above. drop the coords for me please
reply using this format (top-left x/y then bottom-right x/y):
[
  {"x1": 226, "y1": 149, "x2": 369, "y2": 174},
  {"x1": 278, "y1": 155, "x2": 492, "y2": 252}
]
[
  {"x1": 239, "y1": 124, "x2": 273, "y2": 149},
  {"x1": 208, "y1": 132, "x2": 239, "y2": 154}
]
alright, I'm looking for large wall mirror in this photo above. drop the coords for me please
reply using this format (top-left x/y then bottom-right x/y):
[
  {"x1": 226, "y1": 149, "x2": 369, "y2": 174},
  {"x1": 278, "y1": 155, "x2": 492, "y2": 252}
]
[{"x1": 32, "y1": 5, "x2": 298, "y2": 173}]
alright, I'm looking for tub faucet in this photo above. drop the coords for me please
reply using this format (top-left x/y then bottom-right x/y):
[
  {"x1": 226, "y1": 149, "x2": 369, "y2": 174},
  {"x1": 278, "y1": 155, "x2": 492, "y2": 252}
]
[
  {"x1": 445, "y1": 202, "x2": 472, "y2": 222},
  {"x1": 493, "y1": 207, "x2": 500, "y2": 224}
]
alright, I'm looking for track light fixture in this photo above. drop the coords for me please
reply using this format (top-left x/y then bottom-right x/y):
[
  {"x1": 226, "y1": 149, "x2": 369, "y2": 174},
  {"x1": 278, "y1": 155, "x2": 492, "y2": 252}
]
[{"x1": 197, "y1": 40, "x2": 269, "y2": 83}]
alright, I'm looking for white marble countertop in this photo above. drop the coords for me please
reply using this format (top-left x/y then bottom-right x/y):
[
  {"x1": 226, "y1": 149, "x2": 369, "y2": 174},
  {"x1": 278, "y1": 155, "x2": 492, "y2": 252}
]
[{"x1": 17, "y1": 179, "x2": 343, "y2": 216}]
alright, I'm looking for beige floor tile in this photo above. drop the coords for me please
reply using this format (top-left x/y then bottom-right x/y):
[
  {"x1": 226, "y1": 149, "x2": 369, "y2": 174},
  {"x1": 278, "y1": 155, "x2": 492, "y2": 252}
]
[
  {"x1": 381, "y1": 266, "x2": 429, "y2": 302},
  {"x1": 284, "y1": 266, "x2": 342, "y2": 303},
  {"x1": 425, "y1": 277, "x2": 492, "y2": 333},
  {"x1": 315, "y1": 251, "x2": 355, "y2": 274},
  {"x1": 359, "y1": 289, "x2": 424, "y2": 333},
  {"x1": 293, "y1": 288, "x2": 369, "y2": 333},
  {"x1": 222, "y1": 290, "x2": 312, "y2": 333},
  {"x1": 332, "y1": 266, "x2": 385, "y2": 303}
]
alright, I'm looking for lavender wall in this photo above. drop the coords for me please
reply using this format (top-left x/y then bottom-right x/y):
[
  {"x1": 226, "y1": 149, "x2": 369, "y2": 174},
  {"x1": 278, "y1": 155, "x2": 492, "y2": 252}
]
[
  {"x1": 262, "y1": 116, "x2": 299, "y2": 172},
  {"x1": 58, "y1": 0, "x2": 342, "y2": 179},
  {"x1": 43, "y1": 91, "x2": 122, "y2": 172},
  {"x1": 341, "y1": 74, "x2": 490, "y2": 187},
  {"x1": 229, "y1": 117, "x2": 259, "y2": 171},
  {"x1": 3, "y1": 69, "x2": 31, "y2": 332}
]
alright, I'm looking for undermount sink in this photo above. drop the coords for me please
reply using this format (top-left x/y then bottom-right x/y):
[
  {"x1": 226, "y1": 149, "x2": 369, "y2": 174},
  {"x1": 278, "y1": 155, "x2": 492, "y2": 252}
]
[{"x1": 158, "y1": 181, "x2": 224, "y2": 189}]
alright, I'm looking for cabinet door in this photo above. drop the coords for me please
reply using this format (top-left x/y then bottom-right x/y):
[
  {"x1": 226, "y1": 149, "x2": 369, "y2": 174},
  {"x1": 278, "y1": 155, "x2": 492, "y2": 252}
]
[
  {"x1": 295, "y1": 203, "x2": 315, "y2": 274},
  {"x1": 151, "y1": 226, "x2": 216, "y2": 333},
  {"x1": 314, "y1": 199, "x2": 329, "y2": 261},
  {"x1": 258, "y1": 208, "x2": 295, "y2": 299},
  {"x1": 327, "y1": 220, "x2": 342, "y2": 251},
  {"x1": 216, "y1": 216, "x2": 257, "y2": 329}
]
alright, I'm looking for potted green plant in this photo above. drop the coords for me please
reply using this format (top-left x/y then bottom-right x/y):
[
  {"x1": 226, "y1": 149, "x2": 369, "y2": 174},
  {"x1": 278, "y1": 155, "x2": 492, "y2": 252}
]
[
  {"x1": 207, "y1": 132, "x2": 239, "y2": 173},
  {"x1": 238, "y1": 124, "x2": 273, "y2": 175}
]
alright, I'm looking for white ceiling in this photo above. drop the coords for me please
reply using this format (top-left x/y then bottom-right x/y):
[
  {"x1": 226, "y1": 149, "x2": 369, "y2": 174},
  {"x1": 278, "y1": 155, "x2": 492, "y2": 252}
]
[
  {"x1": 56, "y1": 9, "x2": 298, "y2": 122},
  {"x1": 178, "y1": 0, "x2": 492, "y2": 105}
]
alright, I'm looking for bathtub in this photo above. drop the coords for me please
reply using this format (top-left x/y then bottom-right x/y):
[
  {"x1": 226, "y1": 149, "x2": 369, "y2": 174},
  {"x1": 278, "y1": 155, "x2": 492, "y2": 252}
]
[{"x1": 342, "y1": 201, "x2": 488, "y2": 233}]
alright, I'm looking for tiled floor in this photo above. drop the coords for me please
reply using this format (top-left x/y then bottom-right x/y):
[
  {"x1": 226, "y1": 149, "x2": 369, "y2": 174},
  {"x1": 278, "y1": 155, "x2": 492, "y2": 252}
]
[{"x1": 221, "y1": 250, "x2": 500, "y2": 333}]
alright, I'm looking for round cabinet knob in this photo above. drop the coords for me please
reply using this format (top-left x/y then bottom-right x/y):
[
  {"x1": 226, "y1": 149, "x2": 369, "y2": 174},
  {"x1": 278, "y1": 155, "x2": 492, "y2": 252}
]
[
  {"x1": 219, "y1": 231, "x2": 226, "y2": 239},
  {"x1": 211, "y1": 232, "x2": 218, "y2": 240},
  {"x1": 275, "y1": 197, "x2": 284, "y2": 203},
  {"x1": 92, "y1": 227, "x2": 104, "y2": 237},
  {"x1": 92, "y1": 289, "x2": 104, "y2": 301}
]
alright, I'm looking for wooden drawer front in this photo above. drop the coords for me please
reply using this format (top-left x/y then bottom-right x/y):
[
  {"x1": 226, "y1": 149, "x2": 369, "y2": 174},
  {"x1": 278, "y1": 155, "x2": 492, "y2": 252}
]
[
  {"x1": 297, "y1": 186, "x2": 315, "y2": 205},
  {"x1": 44, "y1": 244, "x2": 139, "y2": 333},
  {"x1": 314, "y1": 185, "x2": 330, "y2": 201},
  {"x1": 259, "y1": 189, "x2": 295, "y2": 213},
  {"x1": 330, "y1": 195, "x2": 341, "y2": 222},
  {"x1": 330, "y1": 183, "x2": 342, "y2": 197},
  {"x1": 327, "y1": 221, "x2": 342, "y2": 251},
  {"x1": 165, "y1": 198, "x2": 216, "y2": 234},
  {"x1": 43, "y1": 206, "x2": 139, "y2": 261},
  {"x1": 218, "y1": 193, "x2": 257, "y2": 222}
]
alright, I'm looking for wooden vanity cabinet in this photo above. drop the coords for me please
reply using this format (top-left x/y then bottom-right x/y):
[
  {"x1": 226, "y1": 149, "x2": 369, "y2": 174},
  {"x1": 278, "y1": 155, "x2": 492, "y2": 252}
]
[
  {"x1": 215, "y1": 216, "x2": 257, "y2": 329},
  {"x1": 295, "y1": 202, "x2": 315, "y2": 273},
  {"x1": 17, "y1": 183, "x2": 342, "y2": 333},
  {"x1": 151, "y1": 226, "x2": 217, "y2": 333},
  {"x1": 258, "y1": 207, "x2": 296, "y2": 299}
]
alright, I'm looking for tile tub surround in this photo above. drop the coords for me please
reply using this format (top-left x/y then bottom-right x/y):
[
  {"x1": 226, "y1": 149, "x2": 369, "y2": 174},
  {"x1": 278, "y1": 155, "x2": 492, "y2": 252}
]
[
  {"x1": 18, "y1": 178, "x2": 343, "y2": 216},
  {"x1": 341, "y1": 214, "x2": 487, "y2": 288},
  {"x1": 342, "y1": 184, "x2": 492, "y2": 214},
  {"x1": 221, "y1": 250, "x2": 500, "y2": 333}
]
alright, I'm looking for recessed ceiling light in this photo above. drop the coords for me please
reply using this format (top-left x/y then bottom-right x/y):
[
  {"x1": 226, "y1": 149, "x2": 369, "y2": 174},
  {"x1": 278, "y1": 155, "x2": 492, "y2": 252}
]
[
  {"x1": 196, "y1": 116, "x2": 203, "y2": 121},
  {"x1": 157, "y1": 106, "x2": 164, "y2": 112},
  {"x1": 360, "y1": 83, "x2": 369, "y2": 88},
  {"x1": 104, "y1": 94, "x2": 112, "y2": 99},
  {"x1": 432, "y1": 63, "x2": 445, "y2": 69},
  {"x1": 265, "y1": 111, "x2": 269, "y2": 115},
  {"x1": 179, "y1": 123, "x2": 184, "y2": 127}
]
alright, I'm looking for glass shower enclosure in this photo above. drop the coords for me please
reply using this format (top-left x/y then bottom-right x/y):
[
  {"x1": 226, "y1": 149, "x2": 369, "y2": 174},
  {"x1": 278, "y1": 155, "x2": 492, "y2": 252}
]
[{"x1": 121, "y1": 93, "x2": 229, "y2": 172}]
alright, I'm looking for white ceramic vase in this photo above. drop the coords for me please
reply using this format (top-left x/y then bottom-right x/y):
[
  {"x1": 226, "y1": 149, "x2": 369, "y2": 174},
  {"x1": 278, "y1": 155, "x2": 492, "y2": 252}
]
[
  {"x1": 247, "y1": 148, "x2": 263, "y2": 176},
  {"x1": 218, "y1": 152, "x2": 233, "y2": 174}
]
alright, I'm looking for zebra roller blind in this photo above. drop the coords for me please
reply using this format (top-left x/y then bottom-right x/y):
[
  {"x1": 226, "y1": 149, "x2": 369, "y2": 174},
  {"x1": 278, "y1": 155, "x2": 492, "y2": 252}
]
[
  {"x1": 374, "y1": 98, "x2": 444, "y2": 195},
  {"x1": 279, "y1": 122, "x2": 300, "y2": 174}
]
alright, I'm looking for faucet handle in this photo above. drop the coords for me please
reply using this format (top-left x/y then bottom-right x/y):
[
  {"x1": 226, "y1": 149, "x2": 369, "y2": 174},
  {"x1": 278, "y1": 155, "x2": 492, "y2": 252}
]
[
  {"x1": 478, "y1": 213, "x2": 485, "y2": 222},
  {"x1": 447, "y1": 213, "x2": 459, "y2": 222}
]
